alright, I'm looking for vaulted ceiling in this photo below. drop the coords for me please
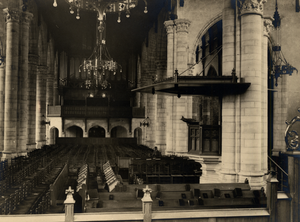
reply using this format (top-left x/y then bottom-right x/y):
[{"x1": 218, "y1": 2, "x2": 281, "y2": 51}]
[{"x1": 35, "y1": 0, "x2": 167, "y2": 62}]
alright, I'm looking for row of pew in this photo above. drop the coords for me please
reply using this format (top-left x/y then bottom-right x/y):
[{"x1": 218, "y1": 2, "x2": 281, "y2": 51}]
[
  {"x1": 0, "y1": 144, "x2": 74, "y2": 214},
  {"x1": 87, "y1": 183, "x2": 267, "y2": 212}
]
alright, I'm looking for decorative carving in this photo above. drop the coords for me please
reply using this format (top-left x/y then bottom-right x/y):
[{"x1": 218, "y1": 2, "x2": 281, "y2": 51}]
[
  {"x1": 239, "y1": 0, "x2": 267, "y2": 16},
  {"x1": 285, "y1": 108, "x2": 300, "y2": 151},
  {"x1": 21, "y1": 11, "x2": 33, "y2": 24},
  {"x1": 263, "y1": 17, "x2": 273, "y2": 36},
  {"x1": 175, "y1": 19, "x2": 191, "y2": 33},
  {"x1": 142, "y1": 185, "x2": 153, "y2": 201},
  {"x1": 3, "y1": 8, "x2": 20, "y2": 23},
  {"x1": 164, "y1": 20, "x2": 174, "y2": 35}
]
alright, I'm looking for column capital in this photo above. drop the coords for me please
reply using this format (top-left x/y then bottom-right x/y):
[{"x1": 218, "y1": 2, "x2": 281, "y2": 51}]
[
  {"x1": 164, "y1": 20, "x2": 174, "y2": 35},
  {"x1": 3, "y1": 8, "x2": 20, "y2": 23},
  {"x1": 174, "y1": 19, "x2": 191, "y2": 33},
  {"x1": 263, "y1": 17, "x2": 274, "y2": 36},
  {"x1": 21, "y1": 11, "x2": 33, "y2": 24},
  {"x1": 239, "y1": 0, "x2": 267, "y2": 16}
]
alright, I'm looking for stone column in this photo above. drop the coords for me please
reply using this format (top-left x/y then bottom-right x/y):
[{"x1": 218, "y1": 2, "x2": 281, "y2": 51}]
[
  {"x1": 0, "y1": 61, "x2": 5, "y2": 152},
  {"x1": 262, "y1": 18, "x2": 273, "y2": 175},
  {"x1": 155, "y1": 60, "x2": 167, "y2": 154},
  {"x1": 53, "y1": 52, "x2": 59, "y2": 105},
  {"x1": 239, "y1": 0, "x2": 267, "y2": 189},
  {"x1": 46, "y1": 72, "x2": 54, "y2": 144},
  {"x1": 220, "y1": 0, "x2": 240, "y2": 182},
  {"x1": 36, "y1": 65, "x2": 48, "y2": 148},
  {"x1": 27, "y1": 54, "x2": 38, "y2": 151},
  {"x1": 146, "y1": 89, "x2": 156, "y2": 148},
  {"x1": 2, "y1": 8, "x2": 20, "y2": 159},
  {"x1": 164, "y1": 20, "x2": 175, "y2": 154},
  {"x1": 18, "y1": 11, "x2": 33, "y2": 154},
  {"x1": 164, "y1": 20, "x2": 174, "y2": 78},
  {"x1": 173, "y1": 19, "x2": 191, "y2": 153}
]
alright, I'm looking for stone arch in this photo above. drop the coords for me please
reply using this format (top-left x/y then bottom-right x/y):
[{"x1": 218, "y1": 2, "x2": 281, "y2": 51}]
[
  {"x1": 192, "y1": 13, "x2": 222, "y2": 53},
  {"x1": 65, "y1": 125, "x2": 83, "y2": 138},
  {"x1": 88, "y1": 125, "x2": 106, "y2": 138},
  {"x1": 134, "y1": 127, "x2": 143, "y2": 145},
  {"x1": 49, "y1": 127, "x2": 59, "y2": 145},
  {"x1": 111, "y1": 126, "x2": 127, "y2": 138}
]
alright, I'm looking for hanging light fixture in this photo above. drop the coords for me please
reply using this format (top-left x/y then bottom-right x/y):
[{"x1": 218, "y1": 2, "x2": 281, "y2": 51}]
[
  {"x1": 53, "y1": 0, "x2": 148, "y2": 91},
  {"x1": 53, "y1": 0, "x2": 147, "y2": 22},
  {"x1": 272, "y1": 0, "x2": 297, "y2": 86}
]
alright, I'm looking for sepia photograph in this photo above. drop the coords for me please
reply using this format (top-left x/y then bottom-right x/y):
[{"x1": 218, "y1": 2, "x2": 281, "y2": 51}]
[{"x1": 0, "y1": 0, "x2": 299, "y2": 221}]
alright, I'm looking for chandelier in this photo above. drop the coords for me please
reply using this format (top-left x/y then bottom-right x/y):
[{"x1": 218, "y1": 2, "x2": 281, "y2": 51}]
[
  {"x1": 52, "y1": 0, "x2": 148, "y2": 22},
  {"x1": 79, "y1": 19, "x2": 120, "y2": 90},
  {"x1": 53, "y1": 0, "x2": 148, "y2": 91},
  {"x1": 272, "y1": 0, "x2": 297, "y2": 86}
]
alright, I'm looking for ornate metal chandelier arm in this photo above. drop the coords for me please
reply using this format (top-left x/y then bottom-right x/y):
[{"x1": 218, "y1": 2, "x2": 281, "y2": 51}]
[
  {"x1": 89, "y1": 3, "x2": 109, "y2": 21},
  {"x1": 285, "y1": 109, "x2": 300, "y2": 150}
]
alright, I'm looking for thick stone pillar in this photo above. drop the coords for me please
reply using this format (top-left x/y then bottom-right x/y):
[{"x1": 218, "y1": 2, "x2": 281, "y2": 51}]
[
  {"x1": 164, "y1": 20, "x2": 175, "y2": 154},
  {"x1": 155, "y1": 60, "x2": 167, "y2": 154},
  {"x1": 146, "y1": 70, "x2": 156, "y2": 148},
  {"x1": 3, "y1": 8, "x2": 20, "y2": 159},
  {"x1": 18, "y1": 11, "x2": 33, "y2": 154},
  {"x1": 239, "y1": 0, "x2": 267, "y2": 189},
  {"x1": 46, "y1": 72, "x2": 54, "y2": 144},
  {"x1": 27, "y1": 54, "x2": 38, "y2": 151},
  {"x1": 164, "y1": 20, "x2": 174, "y2": 78},
  {"x1": 262, "y1": 18, "x2": 273, "y2": 175},
  {"x1": 220, "y1": 0, "x2": 240, "y2": 182},
  {"x1": 36, "y1": 65, "x2": 48, "y2": 148},
  {"x1": 53, "y1": 52, "x2": 59, "y2": 105},
  {"x1": 173, "y1": 19, "x2": 191, "y2": 153},
  {"x1": 0, "y1": 61, "x2": 5, "y2": 152}
]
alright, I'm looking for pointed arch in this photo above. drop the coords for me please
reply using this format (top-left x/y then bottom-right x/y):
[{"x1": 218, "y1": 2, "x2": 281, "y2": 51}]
[
  {"x1": 65, "y1": 125, "x2": 83, "y2": 138},
  {"x1": 88, "y1": 125, "x2": 106, "y2": 138},
  {"x1": 111, "y1": 126, "x2": 127, "y2": 138}
]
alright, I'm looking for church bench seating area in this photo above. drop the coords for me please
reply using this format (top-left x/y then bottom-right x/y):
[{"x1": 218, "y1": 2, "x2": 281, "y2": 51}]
[
  {"x1": 0, "y1": 144, "x2": 73, "y2": 215},
  {"x1": 129, "y1": 156, "x2": 202, "y2": 185},
  {"x1": 0, "y1": 143, "x2": 155, "y2": 214},
  {"x1": 85, "y1": 183, "x2": 266, "y2": 212},
  {"x1": 0, "y1": 143, "x2": 267, "y2": 214}
]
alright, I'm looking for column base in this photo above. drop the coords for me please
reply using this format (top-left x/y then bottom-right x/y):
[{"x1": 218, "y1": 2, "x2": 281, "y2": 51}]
[
  {"x1": 145, "y1": 140, "x2": 156, "y2": 148},
  {"x1": 36, "y1": 140, "x2": 47, "y2": 149},
  {"x1": 238, "y1": 171, "x2": 268, "y2": 190},
  {"x1": 1, "y1": 151, "x2": 19, "y2": 162},
  {"x1": 155, "y1": 144, "x2": 166, "y2": 156},
  {"x1": 26, "y1": 143, "x2": 37, "y2": 152},
  {"x1": 219, "y1": 169, "x2": 239, "y2": 183}
]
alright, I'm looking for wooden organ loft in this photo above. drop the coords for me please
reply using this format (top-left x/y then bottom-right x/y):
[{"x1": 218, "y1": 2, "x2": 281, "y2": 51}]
[{"x1": 47, "y1": 54, "x2": 145, "y2": 136}]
